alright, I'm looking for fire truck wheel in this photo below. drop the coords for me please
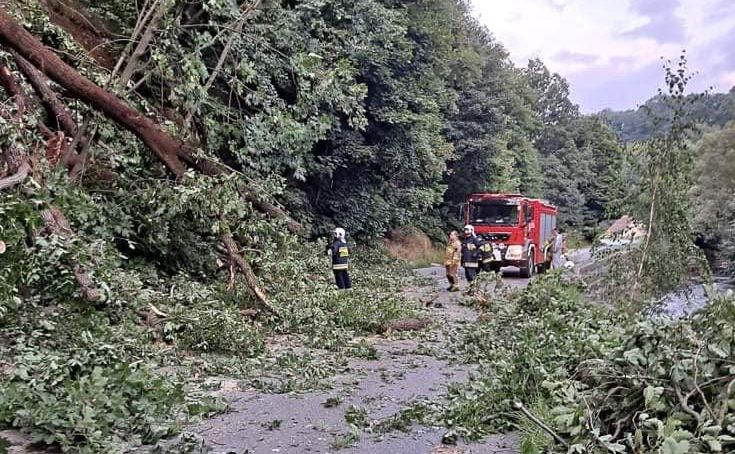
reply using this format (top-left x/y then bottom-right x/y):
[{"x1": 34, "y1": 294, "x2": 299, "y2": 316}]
[{"x1": 519, "y1": 251, "x2": 534, "y2": 278}]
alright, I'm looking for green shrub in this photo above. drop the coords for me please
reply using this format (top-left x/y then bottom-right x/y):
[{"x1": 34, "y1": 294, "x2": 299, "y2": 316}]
[
  {"x1": 164, "y1": 305, "x2": 266, "y2": 357},
  {"x1": 0, "y1": 346, "x2": 183, "y2": 453}
]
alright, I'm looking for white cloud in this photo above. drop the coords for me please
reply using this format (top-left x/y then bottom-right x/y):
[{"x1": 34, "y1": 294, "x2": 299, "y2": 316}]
[
  {"x1": 471, "y1": 0, "x2": 675, "y2": 73},
  {"x1": 675, "y1": 0, "x2": 735, "y2": 91},
  {"x1": 470, "y1": 0, "x2": 735, "y2": 110},
  {"x1": 720, "y1": 71, "x2": 735, "y2": 88}
]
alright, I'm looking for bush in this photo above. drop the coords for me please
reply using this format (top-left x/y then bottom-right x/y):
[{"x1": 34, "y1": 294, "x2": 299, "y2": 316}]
[
  {"x1": 0, "y1": 342, "x2": 183, "y2": 452},
  {"x1": 164, "y1": 305, "x2": 266, "y2": 357},
  {"x1": 434, "y1": 273, "x2": 626, "y2": 439}
]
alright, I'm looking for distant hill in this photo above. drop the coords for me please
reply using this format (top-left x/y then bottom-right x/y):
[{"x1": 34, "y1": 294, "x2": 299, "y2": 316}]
[{"x1": 600, "y1": 87, "x2": 735, "y2": 142}]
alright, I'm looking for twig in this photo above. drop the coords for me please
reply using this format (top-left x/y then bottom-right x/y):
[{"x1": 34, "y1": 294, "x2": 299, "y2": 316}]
[
  {"x1": 514, "y1": 401, "x2": 568, "y2": 447},
  {"x1": 126, "y1": 71, "x2": 151, "y2": 94},
  {"x1": 674, "y1": 384, "x2": 700, "y2": 420},
  {"x1": 690, "y1": 334, "x2": 718, "y2": 422},
  {"x1": 148, "y1": 303, "x2": 168, "y2": 317},
  {"x1": 610, "y1": 413, "x2": 633, "y2": 440}
]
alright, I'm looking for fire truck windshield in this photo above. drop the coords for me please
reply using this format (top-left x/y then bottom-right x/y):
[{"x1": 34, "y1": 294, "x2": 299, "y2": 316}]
[{"x1": 469, "y1": 202, "x2": 518, "y2": 226}]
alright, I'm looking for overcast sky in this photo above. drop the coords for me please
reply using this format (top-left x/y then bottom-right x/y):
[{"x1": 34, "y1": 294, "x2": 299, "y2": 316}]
[{"x1": 471, "y1": 0, "x2": 735, "y2": 112}]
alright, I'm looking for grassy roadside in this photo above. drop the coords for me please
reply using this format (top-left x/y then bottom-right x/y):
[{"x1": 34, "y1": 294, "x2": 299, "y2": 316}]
[{"x1": 382, "y1": 228, "x2": 445, "y2": 269}]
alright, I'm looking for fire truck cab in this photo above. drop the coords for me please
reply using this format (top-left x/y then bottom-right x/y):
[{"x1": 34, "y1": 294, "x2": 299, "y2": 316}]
[{"x1": 463, "y1": 193, "x2": 558, "y2": 277}]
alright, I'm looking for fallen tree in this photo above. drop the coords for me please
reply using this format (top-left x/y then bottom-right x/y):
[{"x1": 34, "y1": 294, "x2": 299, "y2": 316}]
[
  {"x1": 0, "y1": 6, "x2": 299, "y2": 233},
  {"x1": 0, "y1": 5, "x2": 301, "y2": 306}
]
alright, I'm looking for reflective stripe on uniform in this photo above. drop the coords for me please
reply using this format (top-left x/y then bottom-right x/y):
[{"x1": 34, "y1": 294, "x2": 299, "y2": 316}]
[
  {"x1": 332, "y1": 264, "x2": 349, "y2": 270},
  {"x1": 464, "y1": 262, "x2": 479, "y2": 268}
]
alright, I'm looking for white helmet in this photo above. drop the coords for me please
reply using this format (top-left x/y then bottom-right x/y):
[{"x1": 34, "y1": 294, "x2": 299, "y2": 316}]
[
  {"x1": 463, "y1": 225, "x2": 475, "y2": 236},
  {"x1": 334, "y1": 227, "x2": 346, "y2": 241}
]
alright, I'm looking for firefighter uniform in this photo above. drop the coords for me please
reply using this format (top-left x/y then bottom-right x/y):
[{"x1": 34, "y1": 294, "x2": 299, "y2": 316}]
[
  {"x1": 479, "y1": 239, "x2": 495, "y2": 272},
  {"x1": 330, "y1": 228, "x2": 352, "y2": 289},
  {"x1": 461, "y1": 232, "x2": 482, "y2": 282},
  {"x1": 444, "y1": 234, "x2": 461, "y2": 292}
]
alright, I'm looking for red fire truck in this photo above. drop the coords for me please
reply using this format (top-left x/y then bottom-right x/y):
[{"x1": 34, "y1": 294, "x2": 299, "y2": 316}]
[{"x1": 463, "y1": 193, "x2": 558, "y2": 277}]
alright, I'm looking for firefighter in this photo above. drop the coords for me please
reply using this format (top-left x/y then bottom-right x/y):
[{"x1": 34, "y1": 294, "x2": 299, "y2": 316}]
[
  {"x1": 444, "y1": 230, "x2": 461, "y2": 292},
  {"x1": 329, "y1": 227, "x2": 352, "y2": 289},
  {"x1": 479, "y1": 236, "x2": 495, "y2": 272},
  {"x1": 461, "y1": 225, "x2": 482, "y2": 282}
]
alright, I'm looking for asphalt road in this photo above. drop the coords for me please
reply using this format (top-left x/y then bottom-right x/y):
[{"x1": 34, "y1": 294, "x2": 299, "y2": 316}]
[{"x1": 176, "y1": 266, "x2": 523, "y2": 454}]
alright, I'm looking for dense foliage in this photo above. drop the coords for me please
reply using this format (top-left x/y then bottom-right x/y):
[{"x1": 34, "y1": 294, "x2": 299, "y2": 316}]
[
  {"x1": 689, "y1": 122, "x2": 735, "y2": 273},
  {"x1": 601, "y1": 88, "x2": 735, "y2": 143},
  {"x1": 601, "y1": 75, "x2": 735, "y2": 277},
  {"x1": 1, "y1": 0, "x2": 721, "y2": 452}
]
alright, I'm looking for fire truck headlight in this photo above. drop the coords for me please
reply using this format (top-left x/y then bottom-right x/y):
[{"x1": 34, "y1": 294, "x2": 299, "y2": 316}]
[{"x1": 505, "y1": 245, "x2": 523, "y2": 260}]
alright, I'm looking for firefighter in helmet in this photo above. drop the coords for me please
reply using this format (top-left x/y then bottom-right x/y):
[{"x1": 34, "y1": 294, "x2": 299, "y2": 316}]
[
  {"x1": 329, "y1": 227, "x2": 352, "y2": 289},
  {"x1": 461, "y1": 225, "x2": 482, "y2": 282}
]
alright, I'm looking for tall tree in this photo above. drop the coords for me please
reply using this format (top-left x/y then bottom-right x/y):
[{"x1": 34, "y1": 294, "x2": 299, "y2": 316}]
[
  {"x1": 689, "y1": 122, "x2": 735, "y2": 273},
  {"x1": 524, "y1": 59, "x2": 622, "y2": 230},
  {"x1": 443, "y1": 37, "x2": 540, "y2": 206}
]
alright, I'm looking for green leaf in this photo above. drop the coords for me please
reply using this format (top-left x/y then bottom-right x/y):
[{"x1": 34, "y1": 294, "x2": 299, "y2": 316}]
[{"x1": 662, "y1": 437, "x2": 690, "y2": 454}]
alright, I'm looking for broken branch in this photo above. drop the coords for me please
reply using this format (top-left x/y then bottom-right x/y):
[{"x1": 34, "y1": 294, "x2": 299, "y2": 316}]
[
  {"x1": 220, "y1": 233, "x2": 280, "y2": 318},
  {"x1": 0, "y1": 161, "x2": 31, "y2": 190},
  {"x1": 12, "y1": 52, "x2": 78, "y2": 136},
  {"x1": 40, "y1": 204, "x2": 100, "y2": 302}
]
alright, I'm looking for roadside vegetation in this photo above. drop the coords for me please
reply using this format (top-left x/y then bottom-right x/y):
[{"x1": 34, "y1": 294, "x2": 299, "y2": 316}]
[
  {"x1": 0, "y1": 241, "x2": 422, "y2": 452},
  {"x1": 379, "y1": 273, "x2": 735, "y2": 453},
  {"x1": 352, "y1": 60, "x2": 735, "y2": 453},
  {"x1": 0, "y1": 0, "x2": 734, "y2": 453}
]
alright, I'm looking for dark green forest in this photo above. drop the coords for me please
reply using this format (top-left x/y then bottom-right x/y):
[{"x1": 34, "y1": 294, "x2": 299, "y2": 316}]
[{"x1": 1, "y1": 0, "x2": 734, "y2": 452}]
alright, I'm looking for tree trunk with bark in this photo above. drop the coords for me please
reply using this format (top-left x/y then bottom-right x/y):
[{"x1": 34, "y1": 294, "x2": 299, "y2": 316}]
[
  {"x1": 12, "y1": 52, "x2": 78, "y2": 137},
  {"x1": 0, "y1": 7, "x2": 187, "y2": 177}
]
